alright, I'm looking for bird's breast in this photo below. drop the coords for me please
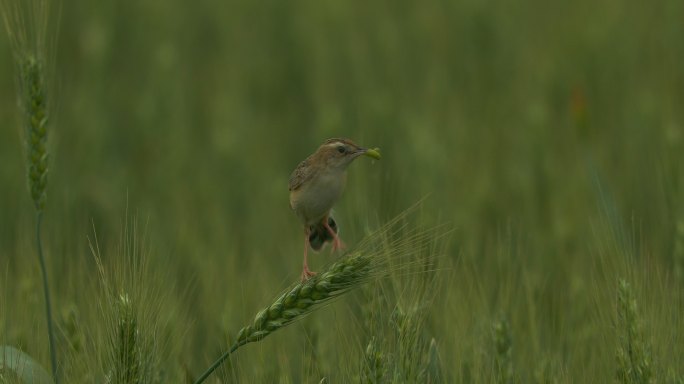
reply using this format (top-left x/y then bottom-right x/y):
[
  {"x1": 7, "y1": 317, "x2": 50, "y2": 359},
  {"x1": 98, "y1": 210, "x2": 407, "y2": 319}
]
[{"x1": 290, "y1": 170, "x2": 347, "y2": 226}]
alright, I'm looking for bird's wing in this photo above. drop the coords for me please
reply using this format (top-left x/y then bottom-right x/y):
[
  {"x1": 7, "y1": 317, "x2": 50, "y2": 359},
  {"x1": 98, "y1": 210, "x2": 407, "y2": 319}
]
[{"x1": 288, "y1": 156, "x2": 317, "y2": 191}]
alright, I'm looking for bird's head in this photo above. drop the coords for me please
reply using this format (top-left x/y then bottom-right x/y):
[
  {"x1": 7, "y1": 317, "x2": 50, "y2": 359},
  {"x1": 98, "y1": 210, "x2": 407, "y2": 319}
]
[{"x1": 316, "y1": 138, "x2": 381, "y2": 170}]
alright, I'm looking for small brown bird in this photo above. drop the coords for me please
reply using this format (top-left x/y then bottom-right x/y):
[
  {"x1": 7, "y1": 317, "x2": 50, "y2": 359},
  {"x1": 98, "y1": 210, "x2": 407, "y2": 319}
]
[{"x1": 289, "y1": 138, "x2": 381, "y2": 280}]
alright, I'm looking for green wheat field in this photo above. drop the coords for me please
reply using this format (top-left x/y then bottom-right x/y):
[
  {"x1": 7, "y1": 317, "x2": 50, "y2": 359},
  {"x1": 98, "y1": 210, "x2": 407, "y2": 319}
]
[{"x1": 1, "y1": 0, "x2": 683, "y2": 382}]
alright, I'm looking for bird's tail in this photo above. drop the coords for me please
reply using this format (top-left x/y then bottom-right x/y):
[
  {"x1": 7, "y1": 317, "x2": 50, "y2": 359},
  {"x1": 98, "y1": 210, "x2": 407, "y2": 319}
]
[{"x1": 308, "y1": 216, "x2": 338, "y2": 251}]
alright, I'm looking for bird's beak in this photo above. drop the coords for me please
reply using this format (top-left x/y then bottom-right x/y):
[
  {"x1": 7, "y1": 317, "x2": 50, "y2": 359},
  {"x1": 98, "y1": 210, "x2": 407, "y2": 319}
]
[{"x1": 360, "y1": 147, "x2": 381, "y2": 160}]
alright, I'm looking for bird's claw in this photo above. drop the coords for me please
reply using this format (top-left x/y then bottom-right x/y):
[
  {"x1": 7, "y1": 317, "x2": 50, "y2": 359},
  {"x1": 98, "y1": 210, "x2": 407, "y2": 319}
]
[
  {"x1": 331, "y1": 237, "x2": 346, "y2": 253},
  {"x1": 301, "y1": 267, "x2": 317, "y2": 282}
]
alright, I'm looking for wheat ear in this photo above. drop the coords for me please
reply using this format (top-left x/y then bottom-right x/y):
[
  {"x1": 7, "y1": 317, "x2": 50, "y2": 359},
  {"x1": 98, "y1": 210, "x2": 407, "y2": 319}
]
[
  {"x1": 194, "y1": 201, "x2": 444, "y2": 383},
  {"x1": 194, "y1": 251, "x2": 377, "y2": 383}
]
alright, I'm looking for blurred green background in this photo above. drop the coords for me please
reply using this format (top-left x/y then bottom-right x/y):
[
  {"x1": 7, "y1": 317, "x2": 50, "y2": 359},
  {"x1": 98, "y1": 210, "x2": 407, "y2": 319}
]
[{"x1": 1, "y1": 0, "x2": 683, "y2": 382}]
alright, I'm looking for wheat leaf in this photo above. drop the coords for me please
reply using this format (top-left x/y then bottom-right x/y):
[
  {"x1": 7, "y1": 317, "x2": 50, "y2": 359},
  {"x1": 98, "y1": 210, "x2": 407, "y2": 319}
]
[{"x1": 0, "y1": 345, "x2": 54, "y2": 384}]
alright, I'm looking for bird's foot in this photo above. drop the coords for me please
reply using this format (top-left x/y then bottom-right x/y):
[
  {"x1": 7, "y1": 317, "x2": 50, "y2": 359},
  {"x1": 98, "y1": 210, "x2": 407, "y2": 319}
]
[{"x1": 301, "y1": 265, "x2": 317, "y2": 282}]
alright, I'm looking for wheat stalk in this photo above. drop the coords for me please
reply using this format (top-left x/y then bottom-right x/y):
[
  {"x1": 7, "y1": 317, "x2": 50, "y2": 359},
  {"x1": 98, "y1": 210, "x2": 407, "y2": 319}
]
[
  {"x1": 194, "y1": 205, "x2": 445, "y2": 383},
  {"x1": 492, "y1": 315, "x2": 513, "y2": 384},
  {"x1": 194, "y1": 251, "x2": 378, "y2": 383},
  {"x1": 1, "y1": 1, "x2": 59, "y2": 382},
  {"x1": 89, "y1": 215, "x2": 165, "y2": 384},
  {"x1": 361, "y1": 337, "x2": 386, "y2": 384},
  {"x1": 111, "y1": 293, "x2": 142, "y2": 384},
  {"x1": 615, "y1": 279, "x2": 653, "y2": 384}
]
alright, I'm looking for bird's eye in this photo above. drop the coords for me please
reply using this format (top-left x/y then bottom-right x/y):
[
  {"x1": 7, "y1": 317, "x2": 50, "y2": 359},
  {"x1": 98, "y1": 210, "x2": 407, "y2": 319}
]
[{"x1": 337, "y1": 146, "x2": 346, "y2": 154}]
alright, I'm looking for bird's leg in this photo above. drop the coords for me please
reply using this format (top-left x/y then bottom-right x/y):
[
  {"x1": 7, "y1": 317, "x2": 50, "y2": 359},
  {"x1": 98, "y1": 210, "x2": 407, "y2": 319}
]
[
  {"x1": 301, "y1": 229, "x2": 317, "y2": 281},
  {"x1": 323, "y1": 215, "x2": 345, "y2": 252}
]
